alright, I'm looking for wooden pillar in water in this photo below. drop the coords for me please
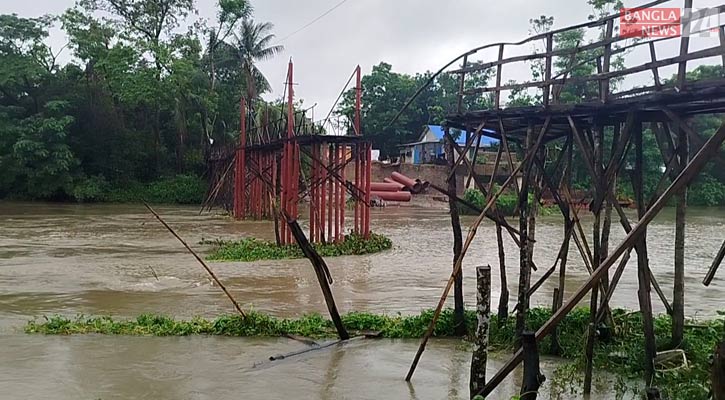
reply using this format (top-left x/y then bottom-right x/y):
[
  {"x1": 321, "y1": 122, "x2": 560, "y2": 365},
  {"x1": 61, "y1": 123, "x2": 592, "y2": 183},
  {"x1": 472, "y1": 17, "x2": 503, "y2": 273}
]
[
  {"x1": 496, "y1": 223, "x2": 509, "y2": 321},
  {"x1": 445, "y1": 128, "x2": 466, "y2": 336},
  {"x1": 470, "y1": 265, "x2": 491, "y2": 397},
  {"x1": 552, "y1": 138, "x2": 573, "y2": 355},
  {"x1": 584, "y1": 126, "x2": 603, "y2": 394},
  {"x1": 516, "y1": 122, "x2": 534, "y2": 340},
  {"x1": 672, "y1": 119, "x2": 689, "y2": 346},
  {"x1": 635, "y1": 119, "x2": 657, "y2": 385},
  {"x1": 520, "y1": 331, "x2": 544, "y2": 400}
]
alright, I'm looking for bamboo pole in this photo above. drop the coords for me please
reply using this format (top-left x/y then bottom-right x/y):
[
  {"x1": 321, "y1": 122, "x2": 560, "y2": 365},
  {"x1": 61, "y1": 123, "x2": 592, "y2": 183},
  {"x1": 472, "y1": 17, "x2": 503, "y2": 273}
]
[{"x1": 144, "y1": 202, "x2": 246, "y2": 319}]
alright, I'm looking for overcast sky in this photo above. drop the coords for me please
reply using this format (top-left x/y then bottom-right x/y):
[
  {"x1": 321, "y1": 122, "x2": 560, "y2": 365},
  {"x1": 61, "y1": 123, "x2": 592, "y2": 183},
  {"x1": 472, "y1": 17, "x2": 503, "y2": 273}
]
[{"x1": 2, "y1": 0, "x2": 722, "y2": 119}]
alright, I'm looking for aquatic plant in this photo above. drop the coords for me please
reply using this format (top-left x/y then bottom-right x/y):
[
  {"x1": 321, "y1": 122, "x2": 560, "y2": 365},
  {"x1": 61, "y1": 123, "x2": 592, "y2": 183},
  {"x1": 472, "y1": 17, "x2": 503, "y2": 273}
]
[
  {"x1": 203, "y1": 232, "x2": 393, "y2": 262},
  {"x1": 25, "y1": 307, "x2": 725, "y2": 399}
]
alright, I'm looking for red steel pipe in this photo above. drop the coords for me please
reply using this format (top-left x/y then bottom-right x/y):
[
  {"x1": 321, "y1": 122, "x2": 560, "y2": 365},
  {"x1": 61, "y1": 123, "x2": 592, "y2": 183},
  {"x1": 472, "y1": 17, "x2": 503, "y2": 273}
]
[
  {"x1": 390, "y1": 172, "x2": 422, "y2": 193},
  {"x1": 371, "y1": 182, "x2": 404, "y2": 192},
  {"x1": 372, "y1": 191, "x2": 412, "y2": 202}
]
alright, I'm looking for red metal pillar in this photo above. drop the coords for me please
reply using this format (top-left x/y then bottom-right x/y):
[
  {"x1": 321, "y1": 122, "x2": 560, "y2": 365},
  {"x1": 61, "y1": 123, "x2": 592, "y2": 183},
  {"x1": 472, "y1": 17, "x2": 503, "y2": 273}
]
[
  {"x1": 318, "y1": 143, "x2": 327, "y2": 243},
  {"x1": 234, "y1": 97, "x2": 248, "y2": 219},
  {"x1": 354, "y1": 65, "x2": 362, "y2": 234},
  {"x1": 340, "y1": 144, "x2": 346, "y2": 241},
  {"x1": 364, "y1": 141, "x2": 372, "y2": 238},
  {"x1": 310, "y1": 144, "x2": 317, "y2": 243}
]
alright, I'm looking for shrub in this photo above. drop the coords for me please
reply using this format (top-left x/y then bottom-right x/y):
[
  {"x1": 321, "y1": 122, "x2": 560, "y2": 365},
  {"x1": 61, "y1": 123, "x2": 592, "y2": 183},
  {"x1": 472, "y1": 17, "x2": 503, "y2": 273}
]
[
  {"x1": 689, "y1": 175, "x2": 725, "y2": 206},
  {"x1": 71, "y1": 175, "x2": 111, "y2": 202}
]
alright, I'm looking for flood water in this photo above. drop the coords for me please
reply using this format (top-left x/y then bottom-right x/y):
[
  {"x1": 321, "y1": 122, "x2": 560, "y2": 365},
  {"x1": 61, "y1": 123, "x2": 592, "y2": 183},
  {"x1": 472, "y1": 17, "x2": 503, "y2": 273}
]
[{"x1": 1, "y1": 201, "x2": 724, "y2": 399}]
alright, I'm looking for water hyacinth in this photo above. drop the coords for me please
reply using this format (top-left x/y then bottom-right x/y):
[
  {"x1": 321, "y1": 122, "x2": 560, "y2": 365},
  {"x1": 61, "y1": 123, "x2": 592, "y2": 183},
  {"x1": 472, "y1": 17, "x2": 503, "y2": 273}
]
[
  {"x1": 203, "y1": 232, "x2": 393, "y2": 262},
  {"x1": 26, "y1": 307, "x2": 725, "y2": 399}
]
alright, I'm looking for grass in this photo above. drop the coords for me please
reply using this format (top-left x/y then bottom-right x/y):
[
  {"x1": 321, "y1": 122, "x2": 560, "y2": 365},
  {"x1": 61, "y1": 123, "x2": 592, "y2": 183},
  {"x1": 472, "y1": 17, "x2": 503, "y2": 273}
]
[
  {"x1": 25, "y1": 308, "x2": 725, "y2": 399},
  {"x1": 203, "y1": 232, "x2": 393, "y2": 262}
]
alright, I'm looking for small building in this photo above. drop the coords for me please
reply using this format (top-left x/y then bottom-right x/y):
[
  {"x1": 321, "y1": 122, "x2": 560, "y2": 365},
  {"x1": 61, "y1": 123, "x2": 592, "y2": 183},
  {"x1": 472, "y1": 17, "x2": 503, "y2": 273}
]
[{"x1": 398, "y1": 125, "x2": 499, "y2": 165}]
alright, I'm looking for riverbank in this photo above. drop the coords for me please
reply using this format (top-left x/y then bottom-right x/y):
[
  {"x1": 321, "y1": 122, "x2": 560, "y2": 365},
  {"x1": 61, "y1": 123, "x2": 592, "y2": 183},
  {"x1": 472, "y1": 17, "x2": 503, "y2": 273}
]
[
  {"x1": 203, "y1": 232, "x2": 393, "y2": 262},
  {"x1": 2, "y1": 175, "x2": 206, "y2": 204},
  {"x1": 25, "y1": 307, "x2": 724, "y2": 399}
]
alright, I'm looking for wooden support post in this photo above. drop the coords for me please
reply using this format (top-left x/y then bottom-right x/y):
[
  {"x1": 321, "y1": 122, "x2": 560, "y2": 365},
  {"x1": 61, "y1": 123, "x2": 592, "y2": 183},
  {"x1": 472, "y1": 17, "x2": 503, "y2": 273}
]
[
  {"x1": 677, "y1": 1, "x2": 693, "y2": 90},
  {"x1": 457, "y1": 55, "x2": 468, "y2": 114},
  {"x1": 584, "y1": 125, "x2": 604, "y2": 394},
  {"x1": 445, "y1": 129, "x2": 466, "y2": 336},
  {"x1": 712, "y1": 341, "x2": 725, "y2": 400},
  {"x1": 542, "y1": 33, "x2": 553, "y2": 107},
  {"x1": 470, "y1": 265, "x2": 491, "y2": 398},
  {"x1": 672, "y1": 119, "x2": 689, "y2": 346},
  {"x1": 520, "y1": 332, "x2": 544, "y2": 400},
  {"x1": 477, "y1": 119, "x2": 725, "y2": 400},
  {"x1": 285, "y1": 214, "x2": 349, "y2": 340},
  {"x1": 634, "y1": 119, "x2": 656, "y2": 386},
  {"x1": 496, "y1": 223, "x2": 508, "y2": 322},
  {"x1": 552, "y1": 139, "x2": 573, "y2": 355},
  {"x1": 550, "y1": 289, "x2": 560, "y2": 354},
  {"x1": 516, "y1": 122, "x2": 534, "y2": 340}
]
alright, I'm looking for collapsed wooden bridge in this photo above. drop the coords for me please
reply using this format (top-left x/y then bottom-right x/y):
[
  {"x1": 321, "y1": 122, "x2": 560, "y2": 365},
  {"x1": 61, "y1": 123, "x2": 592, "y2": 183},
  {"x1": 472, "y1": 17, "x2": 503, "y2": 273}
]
[{"x1": 404, "y1": 0, "x2": 725, "y2": 397}]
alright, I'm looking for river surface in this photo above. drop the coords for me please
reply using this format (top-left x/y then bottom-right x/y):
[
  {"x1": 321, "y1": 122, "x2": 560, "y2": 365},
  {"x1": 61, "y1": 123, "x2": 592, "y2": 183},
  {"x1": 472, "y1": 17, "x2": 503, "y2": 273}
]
[{"x1": 1, "y1": 201, "x2": 724, "y2": 399}]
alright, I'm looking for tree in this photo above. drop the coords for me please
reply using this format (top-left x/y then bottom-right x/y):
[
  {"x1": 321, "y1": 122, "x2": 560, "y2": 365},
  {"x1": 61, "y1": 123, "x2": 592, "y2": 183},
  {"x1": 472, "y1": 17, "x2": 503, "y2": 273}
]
[
  {"x1": 233, "y1": 19, "x2": 283, "y2": 104},
  {"x1": 0, "y1": 14, "x2": 78, "y2": 199}
]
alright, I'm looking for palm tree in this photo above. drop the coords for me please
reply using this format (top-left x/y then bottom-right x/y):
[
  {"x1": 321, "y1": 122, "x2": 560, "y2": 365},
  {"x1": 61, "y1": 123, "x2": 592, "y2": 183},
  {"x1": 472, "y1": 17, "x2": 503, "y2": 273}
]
[{"x1": 234, "y1": 19, "x2": 284, "y2": 102}]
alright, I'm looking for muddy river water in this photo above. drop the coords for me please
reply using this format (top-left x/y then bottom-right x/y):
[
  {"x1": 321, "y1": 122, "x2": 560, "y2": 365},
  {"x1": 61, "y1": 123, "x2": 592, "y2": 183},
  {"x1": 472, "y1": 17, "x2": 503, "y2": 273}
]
[{"x1": 1, "y1": 202, "x2": 724, "y2": 399}]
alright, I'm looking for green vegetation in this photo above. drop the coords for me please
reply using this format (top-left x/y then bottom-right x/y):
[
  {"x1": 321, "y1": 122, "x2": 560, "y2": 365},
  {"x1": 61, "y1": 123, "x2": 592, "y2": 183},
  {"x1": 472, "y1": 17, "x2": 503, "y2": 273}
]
[
  {"x1": 26, "y1": 307, "x2": 725, "y2": 398},
  {"x1": 0, "y1": 1, "x2": 279, "y2": 203},
  {"x1": 204, "y1": 232, "x2": 393, "y2": 261},
  {"x1": 460, "y1": 188, "x2": 554, "y2": 216},
  {"x1": 71, "y1": 174, "x2": 205, "y2": 204}
]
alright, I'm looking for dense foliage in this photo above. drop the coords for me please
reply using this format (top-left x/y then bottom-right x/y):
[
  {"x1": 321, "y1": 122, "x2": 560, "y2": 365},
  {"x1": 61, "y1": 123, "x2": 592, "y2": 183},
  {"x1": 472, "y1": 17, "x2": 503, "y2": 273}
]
[
  {"x1": 27, "y1": 307, "x2": 725, "y2": 398},
  {"x1": 204, "y1": 232, "x2": 393, "y2": 261},
  {"x1": 0, "y1": 1, "x2": 280, "y2": 202}
]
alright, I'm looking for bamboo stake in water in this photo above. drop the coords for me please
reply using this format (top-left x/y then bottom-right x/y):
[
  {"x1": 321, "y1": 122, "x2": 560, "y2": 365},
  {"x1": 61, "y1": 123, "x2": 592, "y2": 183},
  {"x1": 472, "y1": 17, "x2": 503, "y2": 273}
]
[{"x1": 144, "y1": 202, "x2": 247, "y2": 319}]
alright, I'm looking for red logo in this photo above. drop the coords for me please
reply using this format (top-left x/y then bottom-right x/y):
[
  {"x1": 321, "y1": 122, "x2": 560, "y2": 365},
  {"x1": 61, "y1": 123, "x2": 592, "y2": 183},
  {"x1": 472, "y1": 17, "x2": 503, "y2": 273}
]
[{"x1": 620, "y1": 7, "x2": 681, "y2": 37}]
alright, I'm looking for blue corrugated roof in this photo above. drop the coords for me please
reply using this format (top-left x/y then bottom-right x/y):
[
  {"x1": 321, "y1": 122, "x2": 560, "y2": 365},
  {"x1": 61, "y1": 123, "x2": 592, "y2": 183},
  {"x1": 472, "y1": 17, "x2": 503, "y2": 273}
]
[{"x1": 426, "y1": 125, "x2": 499, "y2": 147}]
